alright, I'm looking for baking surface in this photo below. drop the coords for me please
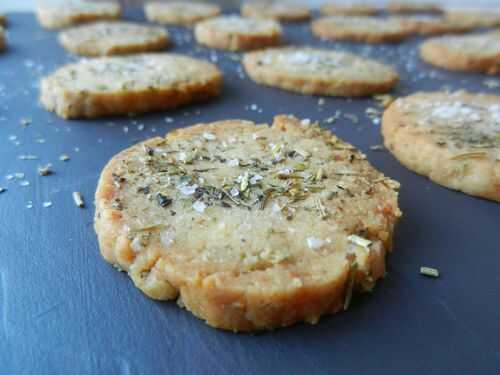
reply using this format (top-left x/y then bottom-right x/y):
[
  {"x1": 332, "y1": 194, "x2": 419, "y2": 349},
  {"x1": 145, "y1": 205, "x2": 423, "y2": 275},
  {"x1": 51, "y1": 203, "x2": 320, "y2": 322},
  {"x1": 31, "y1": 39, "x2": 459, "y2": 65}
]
[{"x1": 0, "y1": 10, "x2": 499, "y2": 375}]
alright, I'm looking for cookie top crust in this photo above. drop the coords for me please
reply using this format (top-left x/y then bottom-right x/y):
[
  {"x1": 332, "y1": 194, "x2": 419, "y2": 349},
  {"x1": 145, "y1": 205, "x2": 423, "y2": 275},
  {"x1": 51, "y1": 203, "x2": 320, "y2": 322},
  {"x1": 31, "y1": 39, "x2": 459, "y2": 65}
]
[
  {"x1": 387, "y1": 1, "x2": 442, "y2": 14},
  {"x1": 315, "y1": 16, "x2": 408, "y2": 33},
  {"x1": 320, "y1": 3, "x2": 378, "y2": 16},
  {"x1": 196, "y1": 15, "x2": 281, "y2": 35},
  {"x1": 444, "y1": 10, "x2": 500, "y2": 28},
  {"x1": 241, "y1": 2, "x2": 310, "y2": 22},
  {"x1": 423, "y1": 32, "x2": 500, "y2": 57},
  {"x1": 245, "y1": 47, "x2": 398, "y2": 82},
  {"x1": 43, "y1": 53, "x2": 220, "y2": 93},
  {"x1": 59, "y1": 21, "x2": 169, "y2": 56},
  {"x1": 393, "y1": 92, "x2": 500, "y2": 155},
  {"x1": 144, "y1": 1, "x2": 221, "y2": 26},
  {"x1": 37, "y1": 1, "x2": 122, "y2": 28}
]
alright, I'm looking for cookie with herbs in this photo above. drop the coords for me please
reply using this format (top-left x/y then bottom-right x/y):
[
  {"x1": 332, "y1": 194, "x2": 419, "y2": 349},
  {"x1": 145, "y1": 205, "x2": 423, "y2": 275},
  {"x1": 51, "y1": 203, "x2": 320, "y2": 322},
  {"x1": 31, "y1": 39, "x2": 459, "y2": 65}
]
[
  {"x1": 444, "y1": 10, "x2": 500, "y2": 29},
  {"x1": 241, "y1": 2, "x2": 310, "y2": 22},
  {"x1": 394, "y1": 15, "x2": 472, "y2": 35},
  {"x1": 420, "y1": 32, "x2": 500, "y2": 75},
  {"x1": 40, "y1": 53, "x2": 222, "y2": 119},
  {"x1": 243, "y1": 47, "x2": 399, "y2": 97},
  {"x1": 144, "y1": 2, "x2": 220, "y2": 26},
  {"x1": 59, "y1": 21, "x2": 169, "y2": 57},
  {"x1": 194, "y1": 16, "x2": 282, "y2": 51},
  {"x1": 387, "y1": 1, "x2": 442, "y2": 14},
  {"x1": 36, "y1": 1, "x2": 121, "y2": 29},
  {"x1": 382, "y1": 91, "x2": 500, "y2": 202},
  {"x1": 320, "y1": 3, "x2": 378, "y2": 16},
  {"x1": 312, "y1": 16, "x2": 412, "y2": 43},
  {"x1": 94, "y1": 115, "x2": 402, "y2": 332}
]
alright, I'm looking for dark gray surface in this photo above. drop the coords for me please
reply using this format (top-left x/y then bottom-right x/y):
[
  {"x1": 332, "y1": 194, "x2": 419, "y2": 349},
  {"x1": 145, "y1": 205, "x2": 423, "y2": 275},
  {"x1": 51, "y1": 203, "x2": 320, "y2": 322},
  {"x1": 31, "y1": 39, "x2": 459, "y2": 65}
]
[{"x1": 0, "y1": 11, "x2": 499, "y2": 375}]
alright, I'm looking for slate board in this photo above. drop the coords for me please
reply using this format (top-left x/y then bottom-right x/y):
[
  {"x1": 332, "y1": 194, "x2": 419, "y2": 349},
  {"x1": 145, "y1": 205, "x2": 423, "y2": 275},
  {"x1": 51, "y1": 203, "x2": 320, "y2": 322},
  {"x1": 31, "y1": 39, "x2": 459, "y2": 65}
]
[{"x1": 0, "y1": 10, "x2": 499, "y2": 375}]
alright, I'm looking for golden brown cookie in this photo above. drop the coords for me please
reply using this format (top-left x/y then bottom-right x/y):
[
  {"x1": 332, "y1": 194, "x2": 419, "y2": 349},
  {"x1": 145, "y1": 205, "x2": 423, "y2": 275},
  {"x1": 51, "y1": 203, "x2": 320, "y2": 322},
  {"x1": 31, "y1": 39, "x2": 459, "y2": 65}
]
[
  {"x1": 444, "y1": 10, "x2": 500, "y2": 29},
  {"x1": 241, "y1": 2, "x2": 310, "y2": 22},
  {"x1": 36, "y1": 1, "x2": 122, "y2": 29},
  {"x1": 312, "y1": 16, "x2": 412, "y2": 43},
  {"x1": 144, "y1": 2, "x2": 220, "y2": 26},
  {"x1": 420, "y1": 32, "x2": 500, "y2": 75},
  {"x1": 394, "y1": 15, "x2": 473, "y2": 35},
  {"x1": 382, "y1": 91, "x2": 500, "y2": 202},
  {"x1": 243, "y1": 47, "x2": 399, "y2": 96},
  {"x1": 320, "y1": 3, "x2": 378, "y2": 16},
  {"x1": 194, "y1": 15, "x2": 282, "y2": 51},
  {"x1": 95, "y1": 115, "x2": 402, "y2": 332},
  {"x1": 387, "y1": 1, "x2": 442, "y2": 14},
  {"x1": 40, "y1": 53, "x2": 222, "y2": 119},
  {"x1": 59, "y1": 21, "x2": 169, "y2": 56}
]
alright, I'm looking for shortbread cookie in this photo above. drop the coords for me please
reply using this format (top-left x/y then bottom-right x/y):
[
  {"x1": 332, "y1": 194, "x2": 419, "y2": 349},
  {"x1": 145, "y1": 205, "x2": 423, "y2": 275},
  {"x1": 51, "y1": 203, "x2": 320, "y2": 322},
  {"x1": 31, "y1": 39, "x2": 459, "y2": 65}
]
[
  {"x1": 194, "y1": 16, "x2": 282, "y2": 51},
  {"x1": 387, "y1": 1, "x2": 442, "y2": 14},
  {"x1": 59, "y1": 21, "x2": 169, "y2": 56},
  {"x1": 394, "y1": 15, "x2": 472, "y2": 35},
  {"x1": 420, "y1": 32, "x2": 500, "y2": 75},
  {"x1": 40, "y1": 54, "x2": 222, "y2": 119},
  {"x1": 243, "y1": 47, "x2": 399, "y2": 96},
  {"x1": 320, "y1": 3, "x2": 378, "y2": 16},
  {"x1": 144, "y1": 2, "x2": 220, "y2": 26},
  {"x1": 382, "y1": 92, "x2": 500, "y2": 202},
  {"x1": 94, "y1": 115, "x2": 402, "y2": 331},
  {"x1": 445, "y1": 10, "x2": 500, "y2": 29},
  {"x1": 312, "y1": 16, "x2": 411, "y2": 43},
  {"x1": 36, "y1": 1, "x2": 121, "y2": 29},
  {"x1": 241, "y1": 2, "x2": 310, "y2": 22},
  {"x1": 0, "y1": 27, "x2": 5, "y2": 52}
]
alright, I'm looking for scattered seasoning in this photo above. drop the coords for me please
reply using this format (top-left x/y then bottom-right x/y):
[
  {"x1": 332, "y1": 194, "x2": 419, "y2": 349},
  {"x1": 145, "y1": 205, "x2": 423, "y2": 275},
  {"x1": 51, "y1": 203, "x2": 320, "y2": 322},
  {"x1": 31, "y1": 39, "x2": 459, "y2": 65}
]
[
  {"x1": 344, "y1": 262, "x2": 358, "y2": 310},
  {"x1": 369, "y1": 144, "x2": 385, "y2": 151},
  {"x1": 59, "y1": 154, "x2": 70, "y2": 161},
  {"x1": 192, "y1": 200, "x2": 207, "y2": 213},
  {"x1": 42, "y1": 201, "x2": 53, "y2": 208},
  {"x1": 19, "y1": 180, "x2": 30, "y2": 187},
  {"x1": 38, "y1": 164, "x2": 53, "y2": 176},
  {"x1": 420, "y1": 266, "x2": 439, "y2": 278},
  {"x1": 373, "y1": 94, "x2": 395, "y2": 108},
  {"x1": 20, "y1": 117, "x2": 32, "y2": 127},
  {"x1": 26, "y1": 201, "x2": 33, "y2": 209},
  {"x1": 343, "y1": 113, "x2": 359, "y2": 124},
  {"x1": 306, "y1": 236, "x2": 325, "y2": 250},
  {"x1": 483, "y1": 79, "x2": 500, "y2": 89},
  {"x1": 156, "y1": 193, "x2": 172, "y2": 208},
  {"x1": 72, "y1": 192, "x2": 85, "y2": 208},
  {"x1": 347, "y1": 234, "x2": 372, "y2": 251},
  {"x1": 18, "y1": 155, "x2": 39, "y2": 160},
  {"x1": 0, "y1": 187, "x2": 6, "y2": 193}
]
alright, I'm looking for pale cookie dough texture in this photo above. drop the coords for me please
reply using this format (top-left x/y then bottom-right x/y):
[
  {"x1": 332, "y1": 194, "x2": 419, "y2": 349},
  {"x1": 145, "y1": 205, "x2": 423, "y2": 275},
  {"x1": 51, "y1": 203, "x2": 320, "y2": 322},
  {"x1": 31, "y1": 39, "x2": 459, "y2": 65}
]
[
  {"x1": 320, "y1": 3, "x2": 378, "y2": 16},
  {"x1": 444, "y1": 11, "x2": 500, "y2": 29},
  {"x1": 94, "y1": 115, "x2": 402, "y2": 331},
  {"x1": 144, "y1": 2, "x2": 221, "y2": 26},
  {"x1": 387, "y1": 1, "x2": 442, "y2": 14},
  {"x1": 194, "y1": 16, "x2": 282, "y2": 51},
  {"x1": 36, "y1": 1, "x2": 122, "y2": 29},
  {"x1": 394, "y1": 15, "x2": 472, "y2": 35},
  {"x1": 59, "y1": 21, "x2": 169, "y2": 56},
  {"x1": 243, "y1": 47, "x2": 399, "y2": 97},
  {"x1": 312, "y1": 16, "x2": 412, "y2": 44},
  {"x1": 40, "y1": 54, "x2": 222, "y2": 119},
  {"x1": 241, "y1": 2, "x2": 311, "y2": 22},
  {"x1": 420, "y1": 32, "x2": 500, "y2": 75},
  {"x1": 382, "y1": 91, "x2": 500, "y2": 202}
]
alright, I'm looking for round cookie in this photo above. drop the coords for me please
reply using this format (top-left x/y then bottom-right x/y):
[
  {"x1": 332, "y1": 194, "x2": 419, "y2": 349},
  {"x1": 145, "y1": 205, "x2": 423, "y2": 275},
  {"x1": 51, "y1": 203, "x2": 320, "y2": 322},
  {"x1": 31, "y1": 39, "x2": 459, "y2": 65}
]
[
  {"x1": 394, "y1": 15, "x2": 473, "y2": 35},
  {"x1": 320, "y1": 4, "x2": 378, "y2": 16},
  {"x1": 40, "y1": 53, "x2": 222, "y2": 119},
  {"x1": 312, "y1": 16, "x2": 412, "y2": 44},
  {"x1": 241, "y1": 2, "x2": 310, "y2": 22},
  {"x1": 243, "y1": 47, "x2": 399, "y2": 97},
  {"x1": 194, "y1": 16, "x2": 282, "y2": 51},
  {"x1": 59, "y1": 21, "x2": 169, "y2": 56},
  {"x1": 444, "y1": 10, "x2": 500, "y2": 29},
  {"x1": 36, "y1": 1, "x2": 121, "y2": 29},
  {"x1": 420, "y1": 32, "x2": 500, "y2": 75},
  {"x1": 144, "y1": 2, "x2": 220, "y2": 26},
  {"x1": 382, "y1": 91, "x2": 500, "y2": 202},
  {"x1": 94, "y1": 114, "x2": 402, "y2": 332},
  {"x1": 387, "y1": 1, "x2": 442, "y2": 14}
]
